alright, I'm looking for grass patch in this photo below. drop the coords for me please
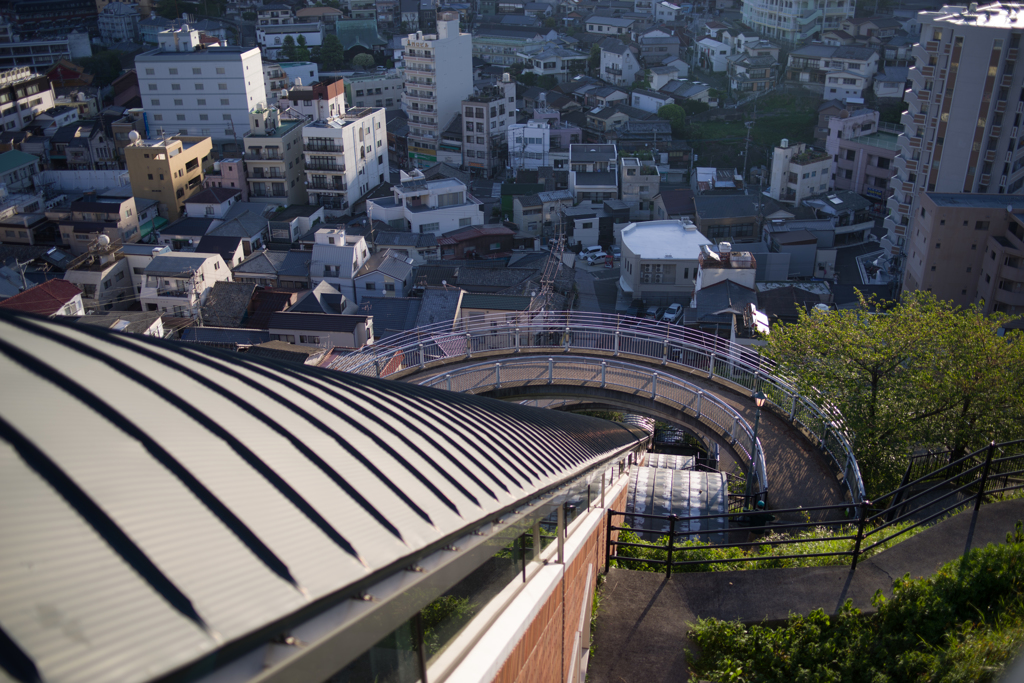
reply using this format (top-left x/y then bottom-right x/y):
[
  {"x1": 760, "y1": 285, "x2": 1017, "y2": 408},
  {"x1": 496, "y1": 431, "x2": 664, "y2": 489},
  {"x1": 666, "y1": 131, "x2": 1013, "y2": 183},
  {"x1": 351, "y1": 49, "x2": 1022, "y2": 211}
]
[
  {"x1": 611, "y1": 517, "x2": 930, "y2": 573},
  {"x1": 687, "y1": 521, "x2": 1024, "y2": 682}
]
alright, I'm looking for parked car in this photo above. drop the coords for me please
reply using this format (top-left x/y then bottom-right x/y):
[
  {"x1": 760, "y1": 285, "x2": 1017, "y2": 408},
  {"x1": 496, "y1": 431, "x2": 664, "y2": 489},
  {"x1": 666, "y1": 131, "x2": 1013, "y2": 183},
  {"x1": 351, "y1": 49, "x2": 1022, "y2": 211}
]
[
  {"x1": 585, "y1": 251, "x2": 608, "y2": 265},
  {"x1": 578, "y1": 245, "x2": 603, "y2": 260},
  {"x1": 661, "y1": 303, "x2": 684, "y2": 323},
  {"x1": 610, "y1": 246, "x2": 621, "y2": 260},
  {"x1": 646, "y1": 305, "x2": 666, "y2": 320}
]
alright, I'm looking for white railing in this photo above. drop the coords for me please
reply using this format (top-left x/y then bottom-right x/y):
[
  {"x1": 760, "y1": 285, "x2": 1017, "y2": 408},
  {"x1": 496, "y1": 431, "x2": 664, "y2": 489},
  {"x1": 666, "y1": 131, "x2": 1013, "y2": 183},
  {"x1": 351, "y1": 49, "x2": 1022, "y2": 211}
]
[
  {"x1": 418, "y1": 356, "x2": 770, "y2": 500},
  {"x1": 329, "y1": 311, "x2": 864, "y2": 503}
]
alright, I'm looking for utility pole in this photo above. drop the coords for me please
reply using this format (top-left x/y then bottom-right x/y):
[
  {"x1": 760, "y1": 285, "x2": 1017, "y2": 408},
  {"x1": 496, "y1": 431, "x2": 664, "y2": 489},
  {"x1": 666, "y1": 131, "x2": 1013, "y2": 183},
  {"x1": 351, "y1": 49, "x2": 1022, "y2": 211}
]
[{"x1": 742, "y1": 103, "x2": 755, "y2": 187}]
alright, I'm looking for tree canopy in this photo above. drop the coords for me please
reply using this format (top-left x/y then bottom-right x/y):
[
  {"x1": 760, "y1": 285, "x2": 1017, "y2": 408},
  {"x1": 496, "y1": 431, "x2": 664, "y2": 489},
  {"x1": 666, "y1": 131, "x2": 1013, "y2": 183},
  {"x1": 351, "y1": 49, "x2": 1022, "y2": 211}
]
[
  {"x1": 762, "y1": 291, "x2": 1024, "y2": 494},
  {"x1": 294, "y1": 34, "x2": 310, "y2": 62},
  {"x1": 657, "y1": 104, "x2": 686, "y2": 136},
  {"x1": 280, "y1": 34, "x2": 297, "y2": 62},
  {"x1": 317, "y1": 34, "x2": 345, "y2": 71},
  {"x1": 351, "y1": 52, "x2": 376, "y2": 69}
]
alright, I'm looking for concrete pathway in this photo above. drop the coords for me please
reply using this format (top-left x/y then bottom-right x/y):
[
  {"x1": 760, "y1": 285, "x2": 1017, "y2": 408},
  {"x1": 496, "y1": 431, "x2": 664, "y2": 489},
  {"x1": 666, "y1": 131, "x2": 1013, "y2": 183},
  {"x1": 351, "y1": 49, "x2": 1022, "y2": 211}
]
[{"x1": 589, "y1": 497, "x2": 1024, "y2": 683}]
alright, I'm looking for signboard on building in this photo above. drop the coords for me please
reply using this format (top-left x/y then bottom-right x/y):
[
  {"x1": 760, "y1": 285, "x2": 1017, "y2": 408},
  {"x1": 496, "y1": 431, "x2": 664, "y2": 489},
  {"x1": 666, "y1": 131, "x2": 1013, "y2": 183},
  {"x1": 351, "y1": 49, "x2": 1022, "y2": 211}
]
[{"x1": 864, "y1": 186, "x2": 885, "y2": 200}]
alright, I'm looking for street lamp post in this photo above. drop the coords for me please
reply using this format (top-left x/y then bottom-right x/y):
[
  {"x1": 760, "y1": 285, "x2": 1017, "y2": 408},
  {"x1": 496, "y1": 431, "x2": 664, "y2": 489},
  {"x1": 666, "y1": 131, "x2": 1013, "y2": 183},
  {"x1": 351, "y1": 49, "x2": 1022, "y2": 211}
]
[{"x1": 745, "y1": 390, "x2": 767, "y2": 505}]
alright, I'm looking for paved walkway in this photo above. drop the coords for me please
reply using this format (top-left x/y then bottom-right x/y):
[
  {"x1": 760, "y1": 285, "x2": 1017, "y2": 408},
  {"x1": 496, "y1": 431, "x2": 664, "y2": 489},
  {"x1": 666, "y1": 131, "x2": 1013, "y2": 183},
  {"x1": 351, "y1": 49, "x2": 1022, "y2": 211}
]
[{"x1": 589, "y1": 497, "x2": 1024, "y2": 683}]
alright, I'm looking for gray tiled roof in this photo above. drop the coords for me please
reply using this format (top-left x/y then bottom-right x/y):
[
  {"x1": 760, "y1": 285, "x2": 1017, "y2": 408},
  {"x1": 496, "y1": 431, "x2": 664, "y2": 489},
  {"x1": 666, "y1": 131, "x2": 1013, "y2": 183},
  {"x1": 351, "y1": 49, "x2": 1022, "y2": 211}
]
[
  {"x1": 357, "y1": 297, "x2": 422, "y2": 338},
  {"x1": 694, "y1": 194, "x2": 759, "y2": 220},
  {"x1": 414, "y1": 287, "x2": 462, "y2": 326},
  {"x1": 145, "y1": 255, "x2": 210, "y2": 277}
]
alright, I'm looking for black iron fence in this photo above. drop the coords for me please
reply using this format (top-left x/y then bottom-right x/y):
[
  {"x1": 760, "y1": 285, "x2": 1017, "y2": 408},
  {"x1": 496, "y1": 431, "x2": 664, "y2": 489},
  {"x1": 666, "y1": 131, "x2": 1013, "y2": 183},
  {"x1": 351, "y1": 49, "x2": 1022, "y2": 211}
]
[{"x1": 606, "y1": 440, "x2": 1024, "y2": 577}]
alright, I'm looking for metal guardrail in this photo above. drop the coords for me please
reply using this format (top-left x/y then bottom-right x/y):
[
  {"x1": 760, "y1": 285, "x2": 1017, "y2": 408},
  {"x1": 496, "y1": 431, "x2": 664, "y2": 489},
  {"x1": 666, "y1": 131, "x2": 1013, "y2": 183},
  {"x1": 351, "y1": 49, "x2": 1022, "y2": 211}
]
[
  {"x1": 605, "y1": 439, "x2": 1024, "y2": 576},
  {"x1": 415, "y1": 356, "x2": 769, "y2": 501},
  {"x1": 329, "y1": 311, "x2": 865, "y2": 504}
]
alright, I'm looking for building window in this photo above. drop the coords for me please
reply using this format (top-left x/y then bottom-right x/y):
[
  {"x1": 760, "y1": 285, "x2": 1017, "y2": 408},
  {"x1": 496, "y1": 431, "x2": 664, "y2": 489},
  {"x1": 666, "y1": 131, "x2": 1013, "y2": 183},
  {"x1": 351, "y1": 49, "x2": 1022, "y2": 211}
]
[
  {"x1": 174, "y1": 99, "x2": 183, "y2": 106},
  {"x1": 151, "y1": 99, "x2": 160, "y2": 105},
  {"x1": 384, "y1": 283, "x2": 395, "y2": 291},
  {"x1": 216, "y1": 67, "x2": 226, "y2": 74},
  {"x1": 197, "y1": 99, "x2": 206, "y2": 106},
  {"x1": 195, "y1": 84, "x2": 204, "y2": 90},
  {"x1": 193, "y1": 68, "x2": 202, "y2": 75},
  {"x1": 172, "y1": 83, "x2": 181, "y2": 90},
  {"x1": 177, "y1": 114, "x2": 186, "y2": 121},
  {"x1": 148, "y1": 84, "x2": 158, "y2": 91},
  {"x1": 219, "y1": 83, "x2": 228, "y2": 90},
  {"x1": 221, "y1": 99, "x2": 230, "y2": 105},
  {"x1": 299, "y1": 335, "x2": 320, "y2": 343},
  {"x1": 365, "y1": 282, "x2": 376, "y2": 290},
  {"x1": 145, "y1": 68, "x2": 155, "y2": 75},
  {"x1": 200, "y1": 114, "x2": 208, "y2": 120}
]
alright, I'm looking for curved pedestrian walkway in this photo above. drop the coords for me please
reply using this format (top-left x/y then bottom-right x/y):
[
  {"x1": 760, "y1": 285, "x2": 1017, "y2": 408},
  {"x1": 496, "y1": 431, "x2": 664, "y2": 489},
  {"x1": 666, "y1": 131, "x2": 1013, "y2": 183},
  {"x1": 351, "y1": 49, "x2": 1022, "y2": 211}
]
[
  {"x1": 401, "y1": 353, "x2": 846, "y2": 513},
  {"x1": 588, "y1": 497, "x2": 1024, "y2": 683}
]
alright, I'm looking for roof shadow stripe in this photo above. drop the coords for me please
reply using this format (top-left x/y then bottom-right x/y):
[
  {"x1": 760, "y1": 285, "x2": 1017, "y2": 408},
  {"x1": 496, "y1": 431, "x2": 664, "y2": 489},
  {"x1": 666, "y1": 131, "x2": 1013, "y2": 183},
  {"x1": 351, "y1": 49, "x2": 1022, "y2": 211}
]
[
  {"x1": 0, "y1": 413, "x2": 208, "y2": 632},
  {"x1": 0, "y1": 329, "x2": 299, "y2": 590},
  {"x1": 101, "y1": 337, "x2": 417, "y2": 539},
  {"x1": 4, "y1": 317, "x2": 363, "y2": 566},
  {"x1": 186, "y1": 351, "x2": 466, "y2": 517},
  {"x1": 338, "y1": 374, "x2": 540, "y2": 485},
  {"x1": 0, "y1": 621, "x2": 41, "y2": 683},
  {"x1": 233, "y1": 356, "x2": 499, "y2": 503}
]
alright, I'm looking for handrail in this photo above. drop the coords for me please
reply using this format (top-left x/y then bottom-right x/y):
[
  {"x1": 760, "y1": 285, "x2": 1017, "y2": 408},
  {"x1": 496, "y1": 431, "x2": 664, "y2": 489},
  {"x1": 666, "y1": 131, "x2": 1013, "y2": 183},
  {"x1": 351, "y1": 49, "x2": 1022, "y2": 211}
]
[
  {"x1": 414, "y1": 356, "x2": 769, "y2": 499},
  {"x1": 329, "y1": 311, "x2": 864, "y2": 504},
  {"x1": 605, "y1": 440, "x2": 1024, "y2": 576}
]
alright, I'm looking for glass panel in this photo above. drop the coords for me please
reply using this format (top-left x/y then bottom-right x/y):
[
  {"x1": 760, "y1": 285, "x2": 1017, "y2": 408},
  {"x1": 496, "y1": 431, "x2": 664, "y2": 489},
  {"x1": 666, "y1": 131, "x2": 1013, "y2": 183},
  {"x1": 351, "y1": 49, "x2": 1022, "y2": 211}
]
[{"x1": 324, "y1": 618, "x2": 419, "y2": 683}]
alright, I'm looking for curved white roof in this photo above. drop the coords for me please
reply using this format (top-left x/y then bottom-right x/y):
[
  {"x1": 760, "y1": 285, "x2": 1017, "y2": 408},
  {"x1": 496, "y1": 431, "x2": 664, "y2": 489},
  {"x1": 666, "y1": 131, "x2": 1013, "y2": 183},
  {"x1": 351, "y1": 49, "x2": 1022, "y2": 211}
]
[
  {"x1": 0, "y1": 312, "x2": 642, "y2": 683},
  {"x1": 620, "y1": 219, "x2": 712, "y2": 259}
]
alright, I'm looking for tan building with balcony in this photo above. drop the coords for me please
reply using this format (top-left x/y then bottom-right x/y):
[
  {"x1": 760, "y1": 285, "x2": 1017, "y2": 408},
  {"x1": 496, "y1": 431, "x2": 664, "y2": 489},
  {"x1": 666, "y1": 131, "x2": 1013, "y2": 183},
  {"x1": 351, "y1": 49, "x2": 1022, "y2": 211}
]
[
  {"x1": 904, "y1": 193, "x2": 1024, "y2": 315},
  {"x1": 401, "y1": 11, "x2": 473, "y2": 167},
  {"x1": 769, "y1": 140, "x2": 831, "y2": 205},
  {"x1": 243, "y1": 105, "x2": 307, "y2": 207},
  {"x1": 125, "y1": 135, "x2": 214, "y2": 222},
  {"x1": 620, "y1": 157, "x2": 660, "y2": 221}
]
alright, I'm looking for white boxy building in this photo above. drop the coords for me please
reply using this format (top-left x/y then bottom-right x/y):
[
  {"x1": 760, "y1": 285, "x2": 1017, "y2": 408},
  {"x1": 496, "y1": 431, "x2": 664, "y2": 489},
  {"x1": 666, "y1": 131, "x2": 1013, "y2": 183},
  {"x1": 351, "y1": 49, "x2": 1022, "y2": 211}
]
[
  {"x1": 140, "y1": 251, "x2": 232, "y2": 317},
  {"x1": 617, "y1": 218, "x2": 712, "y2": 305},
  {"x1": 303, "y1": 106, "x2": 390, "y2": 217},
  {"x1": 135, "y1": 29, "x2": 267, "y2": 153},
  {"x1": 366, "y1": 170, "x2": 483, "y2": 234}
]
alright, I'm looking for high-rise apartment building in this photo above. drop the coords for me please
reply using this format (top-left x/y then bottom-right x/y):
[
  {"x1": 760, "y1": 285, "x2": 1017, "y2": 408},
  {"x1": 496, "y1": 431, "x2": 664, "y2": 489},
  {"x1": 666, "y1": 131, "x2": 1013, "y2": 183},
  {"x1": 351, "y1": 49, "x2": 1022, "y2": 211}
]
[
  {"x1": 887, "y1": 3, "x2": 1024, "y2": 286},
  {"x1": 742, "y1": 0, "x2": 855, "y2": 45},
  {"x1": 460, "y1": 76, "x2": 516, "y2": 178},
  {"x1": 135, "y1": 28, "x2": 266, "y2": 154},
  {"x1": 303, "y1": 106, "x2": 390, "y2": 217},
  {"x1": 401, "y1": 10, "x2": 473, "y2": 167}
]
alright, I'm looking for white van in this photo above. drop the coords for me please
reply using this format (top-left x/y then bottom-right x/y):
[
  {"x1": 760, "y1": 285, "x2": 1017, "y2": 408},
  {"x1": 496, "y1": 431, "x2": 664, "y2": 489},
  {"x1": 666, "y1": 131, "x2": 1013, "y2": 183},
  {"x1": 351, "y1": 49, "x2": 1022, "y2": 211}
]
[{"x1": 577, "y1": 245, "x2": 603, "y2": 260}]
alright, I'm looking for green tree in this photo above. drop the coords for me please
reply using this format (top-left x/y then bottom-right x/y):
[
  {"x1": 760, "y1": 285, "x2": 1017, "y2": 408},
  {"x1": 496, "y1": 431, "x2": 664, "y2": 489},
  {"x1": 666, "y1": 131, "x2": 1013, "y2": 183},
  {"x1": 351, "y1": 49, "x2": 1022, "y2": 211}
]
[
  {"x1": 241, "y1": 10, "x2": 256, "y2": 20},
  {"x1": 543, "y1": 16, "x2": 558, "y2": 28},
  {"x1": 351, "y1": 52, "x2": 376, "y2": 69},
  {"x1": 79, "y1": 51, "x2": 124, "y2": 88},
  {"x1": 634, "y1": 68, "x2": 651, "y2": 90},
  {"x1": 318, "y1": 34, "x2": 345, "y2": 71},
  {"x1": 280, "y1": 34, "x2": 297, "y2": 62},
  {"x1": 589, "y1": 44, "x2": 601, "y2": 73},
  {"x1": 537, "y1": 74, "x2": 557, "y2": 89},
  {"x1": 762, "y1": 291, "x2": 1024, "y2": 494},
  {"x1": 681, "y1": 100, "x2": 710, "y2": 116},
  {"x1": 295, "y1": 34, "x2": 310, "y2": 62},
  {"x1": 657, "y1": 103, "x2": 686, "y2": 136}
]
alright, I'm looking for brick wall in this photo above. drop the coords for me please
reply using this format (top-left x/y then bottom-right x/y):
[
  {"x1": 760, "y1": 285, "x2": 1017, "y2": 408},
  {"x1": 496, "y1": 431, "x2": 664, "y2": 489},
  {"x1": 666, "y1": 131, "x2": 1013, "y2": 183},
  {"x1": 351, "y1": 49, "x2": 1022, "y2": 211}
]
[{"x1": 491, "y1": 471, "x2": 633, "y2": 683}]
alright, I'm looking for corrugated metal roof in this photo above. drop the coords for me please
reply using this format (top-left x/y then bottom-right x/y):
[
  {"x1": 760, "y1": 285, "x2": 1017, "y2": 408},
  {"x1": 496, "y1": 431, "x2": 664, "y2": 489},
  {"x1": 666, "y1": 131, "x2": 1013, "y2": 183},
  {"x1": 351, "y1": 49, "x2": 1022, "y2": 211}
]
[{"x1": 0, "y1": 311, "x2": 642, "y2": 683}]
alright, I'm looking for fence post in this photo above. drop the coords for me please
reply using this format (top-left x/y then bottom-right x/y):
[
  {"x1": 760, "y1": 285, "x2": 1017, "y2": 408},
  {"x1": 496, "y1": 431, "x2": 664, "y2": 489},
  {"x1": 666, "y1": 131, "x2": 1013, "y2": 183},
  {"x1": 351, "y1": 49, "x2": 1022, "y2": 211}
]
[
  {"x1": 564, "y1": 326, "x2": 571, "y2": 352},
  {"x1": 605, "y1": 511, "x2": 613, "y2": 574},
  {"x1": 520, "y1": 533, "x2": 527, "y2": 583},
  {"x1": 752, "y1": 372, "x2": 760, "y2": 397},
  {"x1": 557, "y1": 504, "x2": 565, "y2": 564},
  {"x1": 974, "y1": 441, "x2": 997, "y2": 513},
  {"x1": 709, "y1": 353, "x2": 716, "y2": 379},
  {"x1": 662, "y1": 342, "x2": 669, "y2": 366},
  {"x1": 548, "y1": 357, "x2": 554, "y2": 384},
  {"x1": 418, "y1": 343, "x2": 425, "y2": 370},
  {"x1": 651, "y1": 372, "x2": 658, "y2": 399},
  {"x1": 601, "y1": 467, "x2": 606, "y2": 507},
  {"x1": 446, "y1": 373, "x2": 452, "y2": 392},
  {"x1": 666, "y1": 514, "x2": 677, "y2": 578},
  {"x1": 515, "y1": 327, "x2": 521, "y2": 354},
  {"x1": 465, "y1": 333, "x2": 473, "y2": 359},
  {"x1": 790, "y1": 392, "x2": 799, "y2": 422},
  {"x1": 601, "y1": 361, "x2": 607, "y2": 388},
  {"x1": 614, "y1": 330, "x2": 620, "y2": 357},
  {"x1": 696, "y1": 390, "x2": 703, "y2": 417},
  {"x1": 495, "y1": 362, "x2": 501, "y2": 389},
  {"x1": 850, "y1": 499, "x2": 871, "y2": 571}
]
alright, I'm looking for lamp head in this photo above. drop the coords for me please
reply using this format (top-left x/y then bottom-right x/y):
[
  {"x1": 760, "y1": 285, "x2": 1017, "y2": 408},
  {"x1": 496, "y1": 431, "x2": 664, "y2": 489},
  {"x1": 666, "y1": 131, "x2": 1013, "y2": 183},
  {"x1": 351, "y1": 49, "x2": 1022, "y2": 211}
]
[{"x1": 754, "y1": 390, "x2": 766, "y2": 408}]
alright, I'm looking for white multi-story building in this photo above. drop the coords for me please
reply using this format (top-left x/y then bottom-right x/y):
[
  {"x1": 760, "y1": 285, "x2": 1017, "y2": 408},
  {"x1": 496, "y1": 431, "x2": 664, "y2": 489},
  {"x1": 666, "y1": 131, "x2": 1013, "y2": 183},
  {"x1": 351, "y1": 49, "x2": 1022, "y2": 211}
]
[
  {"x1": 367, "y1": 170, "x2": 483, "y2": 234},
  {"x1": 281, "y1": 79, "x2": 345, "y2": 120},
  {"x1": 0, "y1": 68, "x2": 55, "y2": 132},
  {"x1": 401, "y1": 11, "x2": 473, "y2": 167},
  {"x1": 135, "y1": 31, "x2": 266, "y2": 154},
  {"x1": 303, "y1": 106, "x2": 390, "y2": 217},
  {"x1": 98, "y1": 2, "x2": 141, "y2": 45},
  {"x1": 461, "y1": 77, "x2": 516, "y2": 178},
  {"x1": 769, "y1": 139, "x2": 831, "y2": 205},
  {"x1": 0, "y1": 31, "x2": 91, "y2": 71},
  {"x1": 600, "y1": 39, "x2": 641, "y2": 87},
  {"x1": 263, "y1": 61, "x2": 319, "y2": 104},
  {"x1": 508, "y1": 119, "x2": 550, "y2": 172},
  {"x1": 887, "y1": 2, "x2": 1024, "y2": 286},
  {"x1": 140, "y1": 251, "x2": 232, "y2": 317},
  {"x1": 310, "y1": 225, "x2": 370, "y2": 302},
  {"x1": 742, "y1": 0, "x2": 855, "y2": 44}
]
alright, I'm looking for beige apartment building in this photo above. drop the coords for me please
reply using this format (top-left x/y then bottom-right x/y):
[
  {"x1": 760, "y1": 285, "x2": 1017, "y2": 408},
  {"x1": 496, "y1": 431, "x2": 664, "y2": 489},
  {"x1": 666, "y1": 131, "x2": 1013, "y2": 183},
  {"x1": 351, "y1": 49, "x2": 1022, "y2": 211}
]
[
  {"x1": 769, "y1": 140, "x2": 831, "y2": 206},
  {"x1": 244, "y1": 105, "x2": 307, "y2": 207},
  {"x1": 905, "y1": 193, "x2": 1024, "y2": 314},
  {"x1": 125, "y1": 135, "x2": 214, "y2": 222}
]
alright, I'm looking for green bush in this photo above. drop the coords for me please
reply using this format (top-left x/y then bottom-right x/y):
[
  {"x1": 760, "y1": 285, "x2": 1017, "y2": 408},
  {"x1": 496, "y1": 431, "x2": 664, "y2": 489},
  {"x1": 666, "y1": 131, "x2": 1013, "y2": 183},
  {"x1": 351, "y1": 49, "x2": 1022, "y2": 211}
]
[{"x1": 688, "y1": 523, "x2": 1024, "y2": 682}]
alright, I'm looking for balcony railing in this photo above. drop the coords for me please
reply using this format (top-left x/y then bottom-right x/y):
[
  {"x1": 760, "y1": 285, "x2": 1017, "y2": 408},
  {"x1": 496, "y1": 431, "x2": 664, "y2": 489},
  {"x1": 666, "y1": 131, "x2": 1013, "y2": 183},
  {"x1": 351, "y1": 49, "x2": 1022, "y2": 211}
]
[
  {"x1": 309, "y1": 180, "x2": 347, "y2": 191},
  {"x1": 305, "y1": 141, "x2": 343, "y2": 153},
  {"x1": 245, "y1": 151, "x2": 282, "y2": 161},
  {"x1": 249, "y1": 169, "x2": 285, "y2": 179},
  {"x1": 249, "y1": 189, "x2": 288, "y2": 198},
  {"x1": 306, "y1": 159, "x2": 345, "y2": 171},
  {"x1": 156, "y1": 288, "x2": 191, "y2": 298}
]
